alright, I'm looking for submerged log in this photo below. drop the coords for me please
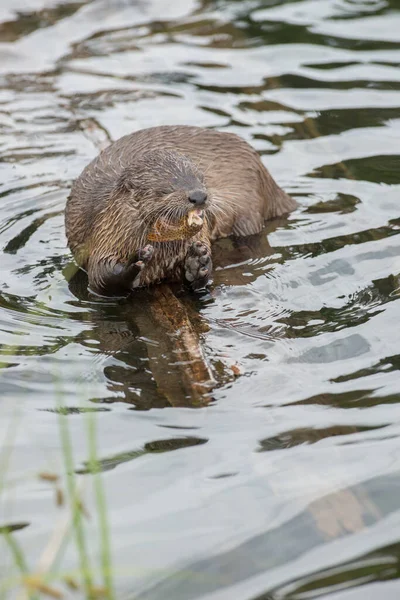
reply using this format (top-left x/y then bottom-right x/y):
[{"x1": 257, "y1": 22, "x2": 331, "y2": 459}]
[{"x1": 137, "y1": 285, "x2": 214, "y2": 406}]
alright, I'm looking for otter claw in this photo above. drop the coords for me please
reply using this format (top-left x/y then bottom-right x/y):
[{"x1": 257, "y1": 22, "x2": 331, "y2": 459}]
[
  {"x1": 199, "y1": 267, "x2": 209, "y2": 278},
  {"x1": 128, "y1": 244, "x2": 154, "y2": 289},
  {"x1": 136, "y1": 244, "x2": 154, "y2": 263},
  {"x1": 185, "y1": 242, "x2": 212, "y2": 290},
  {"x1": 127, "y1": 244, "x2": 154, "y2": 272},
  {"x1": 192, "y1": 241, "x2": 208, "y2": 255}
]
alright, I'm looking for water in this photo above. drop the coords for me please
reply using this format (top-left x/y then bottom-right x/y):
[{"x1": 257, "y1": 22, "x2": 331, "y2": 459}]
[{"x1": 1, "y1": 0, "x2": 400, "y2": 598}]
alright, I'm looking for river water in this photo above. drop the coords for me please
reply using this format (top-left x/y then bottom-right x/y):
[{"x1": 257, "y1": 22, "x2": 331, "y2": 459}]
[{"x1": 1, "y1": 0, "x2": 400, "y2": 598}]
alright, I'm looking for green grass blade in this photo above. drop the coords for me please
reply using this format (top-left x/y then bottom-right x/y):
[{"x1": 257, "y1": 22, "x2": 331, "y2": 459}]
[
  {"x1": 57, "y1": 400, "x2": 94, "y2": 598},
  {"x1": 87, "y1": 413, "x2": 115, "y2": 600},
  {"x1": 3, "y1": 531, "x2": 38, "y2": 600}
]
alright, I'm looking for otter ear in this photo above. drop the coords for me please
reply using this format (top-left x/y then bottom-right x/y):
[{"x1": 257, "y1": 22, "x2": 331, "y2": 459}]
[
  {"x1": 114, "y1": 168, "x2": 140, "y2": 203},
  {"x1": 117, "y1": 168, "x2": 136, "y2": 193}
]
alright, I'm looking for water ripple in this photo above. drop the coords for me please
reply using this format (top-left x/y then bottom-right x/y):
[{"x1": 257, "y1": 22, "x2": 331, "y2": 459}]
[{"x1": 0, "y1": 0, "x2": 399, "y2": 598}]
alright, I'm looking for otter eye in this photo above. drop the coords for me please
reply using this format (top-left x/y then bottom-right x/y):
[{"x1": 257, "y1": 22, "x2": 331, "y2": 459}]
[{"x1": 156, "y1": 188, "x2": 170, "y2": 199}]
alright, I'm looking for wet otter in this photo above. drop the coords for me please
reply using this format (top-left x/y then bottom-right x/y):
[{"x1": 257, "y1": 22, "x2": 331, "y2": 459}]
[{"x1": 65, "y1": 125, "x2": 296, "y2": 296}]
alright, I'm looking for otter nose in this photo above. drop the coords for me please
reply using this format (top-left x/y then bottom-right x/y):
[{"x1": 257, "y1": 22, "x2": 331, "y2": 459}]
[{"x1": 189, "y1": 190, "x2": 207, "y2": 205}]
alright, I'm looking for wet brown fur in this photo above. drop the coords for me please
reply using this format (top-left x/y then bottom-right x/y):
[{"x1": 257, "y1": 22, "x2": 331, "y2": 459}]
[{"x1": 65, "y1": 125, "x2": 296, "y2": 294}]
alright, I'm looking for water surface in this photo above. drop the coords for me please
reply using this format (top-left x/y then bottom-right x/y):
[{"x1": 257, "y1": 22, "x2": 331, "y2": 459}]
[{"x1": 1, "y1": 0, "x2": 400, "y2": 598}]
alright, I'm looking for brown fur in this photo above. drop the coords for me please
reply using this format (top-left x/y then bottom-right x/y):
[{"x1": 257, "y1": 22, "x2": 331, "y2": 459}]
[{"x1": 65, "y1": 125, "x2": 296, "y2": 294}]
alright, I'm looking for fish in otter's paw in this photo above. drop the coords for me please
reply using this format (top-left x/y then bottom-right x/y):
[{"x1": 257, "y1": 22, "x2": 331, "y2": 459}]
[{"x1": 65, "y1": 125, "x2": 296, "y2": 296}]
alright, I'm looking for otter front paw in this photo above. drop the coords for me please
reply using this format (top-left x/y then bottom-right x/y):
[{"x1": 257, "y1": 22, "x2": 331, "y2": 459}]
[
  {"x1": 91, "y1": 244, "x2": 154, "y2": 296},
  {"x1": 184, "y1": 241, "x2": 212, "y2": 291},
  {"x1": 126, "y1": 244, "x2": 154, "y2": 289}
]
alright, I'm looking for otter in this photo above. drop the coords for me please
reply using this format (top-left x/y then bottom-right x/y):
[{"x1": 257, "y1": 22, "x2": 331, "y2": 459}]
[{"x1": 65, "y1": 125, "x2": 296, "y2": 296}]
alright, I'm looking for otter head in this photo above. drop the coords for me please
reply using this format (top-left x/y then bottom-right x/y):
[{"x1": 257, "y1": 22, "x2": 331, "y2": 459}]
[{"x1": 117, "y1": 149, "x2": 209, "y2": 242}]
